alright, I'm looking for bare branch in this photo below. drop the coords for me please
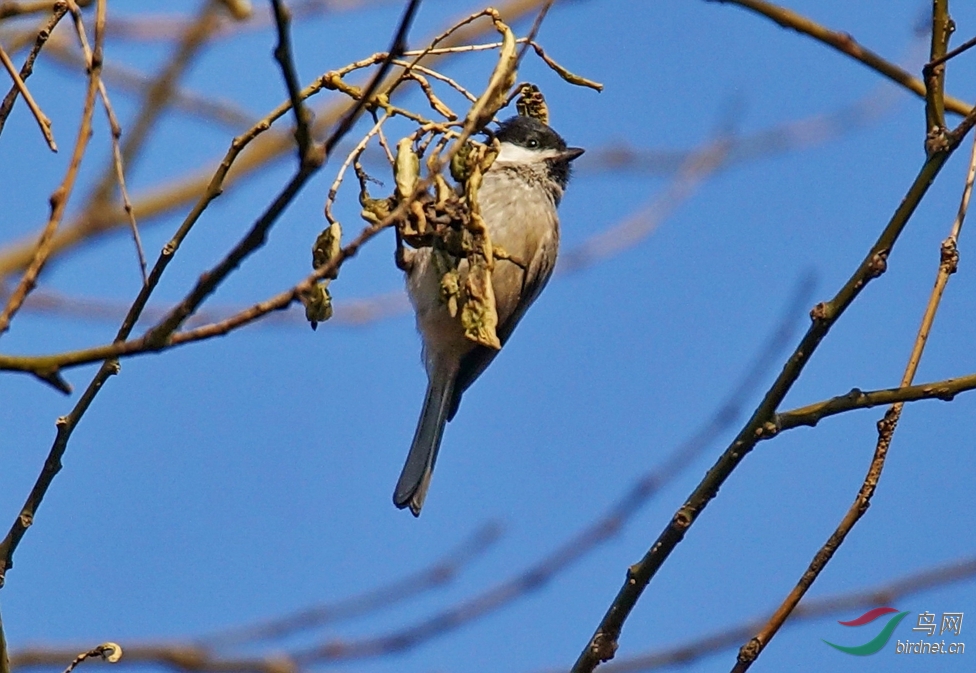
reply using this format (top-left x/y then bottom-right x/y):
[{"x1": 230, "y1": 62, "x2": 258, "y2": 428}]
[
  {"x1": 923, "y1": 0, "x2": 951, "y2": 150},
  {"x1": 270, "y1": 0, "x2": 315, "y2": 159},
  {"x1": 0, "y1": 3, "x2": 68, "y2": 137},
  {"x1": 709, "y1": 0, "x2": 971, "y2": 116},
  {"x1": 552, "y1": 556, "x2": 976, "y2": 673},
  {"x1": 571, "y1": 96, "x2": 976, "y2": 673},
  {"x1": 0, "y1": 39, "x2": 56, "y2": 150},
  {"x1": 0, "y1": 0, "x2": 421, "y2": 592},
  {"x1": 0, "y1": 0, "x2": 105, "y2": 339},
  {"x1": 731, "y1": 125, "x2": 976, "y2": 671}
]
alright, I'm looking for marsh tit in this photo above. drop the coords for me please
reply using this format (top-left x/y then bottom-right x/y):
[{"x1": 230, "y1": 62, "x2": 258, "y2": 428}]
[{"x1": 394, "y1": 116, "x2": 584, "y2": 516}]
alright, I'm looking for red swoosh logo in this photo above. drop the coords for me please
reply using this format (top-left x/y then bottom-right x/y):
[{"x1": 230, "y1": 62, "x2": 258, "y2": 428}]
[{"x1": 838, "y1": 607, "x2": 900, "y2": 626}]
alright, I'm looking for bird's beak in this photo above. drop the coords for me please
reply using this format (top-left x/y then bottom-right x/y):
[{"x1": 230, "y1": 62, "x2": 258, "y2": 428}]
[{"x1": 559, "y1": 147, "x2": 585, "y2": 162}]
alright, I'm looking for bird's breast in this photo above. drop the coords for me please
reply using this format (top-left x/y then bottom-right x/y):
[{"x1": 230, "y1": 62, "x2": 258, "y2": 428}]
[
  {"x1": 406, "y1": 166, "x2": 560, "y2": 368},
  {"x1": 478, "y1": 168, "x2": 560, "y2": 319}
]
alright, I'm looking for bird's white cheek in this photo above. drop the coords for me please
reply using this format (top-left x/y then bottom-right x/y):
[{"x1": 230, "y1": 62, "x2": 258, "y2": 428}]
[
  {"x1": 495, "y1": 142, "x2": 564, "y2": 164},
  {"x1": 496, "y1": 142, "x2": 536, "y2": 164}
]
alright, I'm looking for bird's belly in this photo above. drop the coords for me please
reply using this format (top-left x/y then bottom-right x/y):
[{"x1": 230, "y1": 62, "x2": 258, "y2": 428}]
[{"x1": 406, "y1": 171, "x2": 558, "y2": 372}]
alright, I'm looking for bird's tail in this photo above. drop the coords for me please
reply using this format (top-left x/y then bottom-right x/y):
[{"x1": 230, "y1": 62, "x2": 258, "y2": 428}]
[{"x1": 393, "y1": 374, "x2": 454, "y2": 516}]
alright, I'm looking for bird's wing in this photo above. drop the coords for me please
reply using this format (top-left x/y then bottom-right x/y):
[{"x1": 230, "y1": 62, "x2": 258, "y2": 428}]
[{"x1": 446, "y1": 236, "x2": 558, "y2": 421}]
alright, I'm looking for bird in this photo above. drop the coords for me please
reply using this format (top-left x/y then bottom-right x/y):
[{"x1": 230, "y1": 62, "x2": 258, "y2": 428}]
[{"x1": 394, "y1": 115, "x2": 584, "y2": 516}]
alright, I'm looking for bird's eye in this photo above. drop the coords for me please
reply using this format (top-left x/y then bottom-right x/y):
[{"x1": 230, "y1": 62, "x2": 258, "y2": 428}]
[{"x1": 527, "y1": 139, "x2": 539, "y2": 148}]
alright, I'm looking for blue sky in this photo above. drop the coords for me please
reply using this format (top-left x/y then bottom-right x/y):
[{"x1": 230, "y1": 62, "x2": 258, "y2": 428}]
[{"x1": 1, "y1": 1, "x2": 974, "y2": 672}]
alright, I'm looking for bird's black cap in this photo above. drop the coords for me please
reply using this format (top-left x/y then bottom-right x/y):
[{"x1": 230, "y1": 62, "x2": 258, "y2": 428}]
[{"x1": 495, "y1": 115, "x2": 569, "y2": 152}]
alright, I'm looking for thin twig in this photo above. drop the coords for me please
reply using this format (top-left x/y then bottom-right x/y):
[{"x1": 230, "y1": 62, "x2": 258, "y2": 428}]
[
  {"x1": 0, "y1": 40, "x2": 55, "y2": 150},
  {"x1": 64, "y1": 4, "x2": 148, "y2": 281},
  {"x1": 270, "y1": 0, "x2": 315, "y2": 160},
  {"x1": 927, "y1": 32, "x2": 976, "y2": 71},
  {"x1": 401, "y1": 40, "x2": 509, "y2": 56},
  {"x1": 324, "y1": 113, "x2": 389, "y2": 225},
  {"x1": 391, "y1": 59, "x2": 478, "y2": 102},
  {"x1": 372, "y1": 109, "x2": 396, "y2": 163},
  {"x1": 774, "y1": 370, "x2": 976, "y2": 431},
  {"x1": 528, "y1": 41, "x2": 603, "y2": 91},
  {"x1": 0, "y1": 2, "x2": 68, "y2": 140},
  {"x1": 102, "y1": 89, "x2": 148, "y2": 283},
  {"x1": 0, "y1": 0, "x2": 104, "y2": 340}
]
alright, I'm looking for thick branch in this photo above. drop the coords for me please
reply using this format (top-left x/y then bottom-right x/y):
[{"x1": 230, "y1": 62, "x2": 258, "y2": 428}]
[
  {"x1": 924, "y1": 0, "x2": 952, "y2": 143},
  {"x1": 733, "y1": 92, "x2": 976, "y2": 672},
  {"x1": 571, "y1": 102, "x2": 976, "y2": 673}
]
